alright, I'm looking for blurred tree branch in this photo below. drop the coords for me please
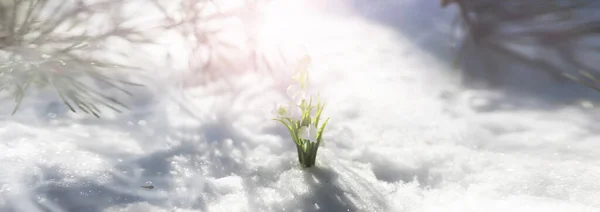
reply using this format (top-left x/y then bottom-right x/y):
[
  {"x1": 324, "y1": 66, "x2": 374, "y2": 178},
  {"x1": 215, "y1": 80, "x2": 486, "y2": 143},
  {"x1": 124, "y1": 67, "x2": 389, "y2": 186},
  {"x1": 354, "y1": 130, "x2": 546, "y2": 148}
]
[
  {"x1": 0, "y1": 0, "x2": 162, "y2": 117},
  {"x1": 445, "y1": 0, "x2": 600, "y2": 91},
  {"x1": 0, "y1": 0, "x2": 280, "y2": 117},
  {"x1": 147, "y1": 0, "x2": 285, "y2": 86}
]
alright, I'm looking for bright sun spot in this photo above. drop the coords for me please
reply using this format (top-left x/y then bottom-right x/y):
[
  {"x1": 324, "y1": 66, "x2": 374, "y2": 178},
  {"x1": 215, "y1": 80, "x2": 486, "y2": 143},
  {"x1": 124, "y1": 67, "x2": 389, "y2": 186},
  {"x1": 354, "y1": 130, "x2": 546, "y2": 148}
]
[
  {"x1": 137, "y1": 0, "x2": 331, "y2": 74},
  {"x1": 254, "y1": 0, "x2": 324, "y2": 60}
]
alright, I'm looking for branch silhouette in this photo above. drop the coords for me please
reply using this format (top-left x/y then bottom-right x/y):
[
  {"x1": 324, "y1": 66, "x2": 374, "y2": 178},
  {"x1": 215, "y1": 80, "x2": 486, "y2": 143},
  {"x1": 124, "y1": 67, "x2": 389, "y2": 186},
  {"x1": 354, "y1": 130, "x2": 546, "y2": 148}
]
[{"x1": 446, "y1": 0, "x2": 600, "y2": 90}]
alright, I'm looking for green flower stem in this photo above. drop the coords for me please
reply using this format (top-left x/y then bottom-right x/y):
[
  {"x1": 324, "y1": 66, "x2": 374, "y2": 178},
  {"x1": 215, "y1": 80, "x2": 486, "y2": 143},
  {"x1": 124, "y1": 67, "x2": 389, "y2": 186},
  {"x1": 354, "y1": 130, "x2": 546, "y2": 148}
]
[
  {"x1": 276, "y1": 106, "x2": 329, "y2": 168},
  {"x1": 296, "y1": 139, "x2": 319, "y2": 167}
]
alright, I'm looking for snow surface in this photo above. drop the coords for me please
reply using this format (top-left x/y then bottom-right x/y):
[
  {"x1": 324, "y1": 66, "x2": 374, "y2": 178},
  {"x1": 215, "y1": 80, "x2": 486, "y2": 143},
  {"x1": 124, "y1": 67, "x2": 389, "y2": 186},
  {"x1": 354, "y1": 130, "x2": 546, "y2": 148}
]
[{"x1": 1, "y1": 0, "x2": 600, "y2": 211}]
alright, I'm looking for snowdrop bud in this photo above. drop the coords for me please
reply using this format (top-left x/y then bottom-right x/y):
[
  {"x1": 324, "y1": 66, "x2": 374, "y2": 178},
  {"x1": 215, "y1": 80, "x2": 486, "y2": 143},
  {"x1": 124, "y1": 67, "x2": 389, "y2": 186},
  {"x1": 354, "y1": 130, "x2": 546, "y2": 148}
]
[{"x1": 271, "y1": 103, "x2": 289, "y2": 117}]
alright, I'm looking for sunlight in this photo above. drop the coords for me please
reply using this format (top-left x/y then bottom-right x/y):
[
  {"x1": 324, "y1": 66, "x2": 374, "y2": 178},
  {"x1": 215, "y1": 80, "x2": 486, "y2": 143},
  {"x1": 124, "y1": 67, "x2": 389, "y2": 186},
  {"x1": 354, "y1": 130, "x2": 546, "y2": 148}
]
[
  {"x1": 252, "y1": 0, "x2": 324, "y2": 66},
  {"x1": 103, "y1": 0, "x2": 333, "y2": 78}
]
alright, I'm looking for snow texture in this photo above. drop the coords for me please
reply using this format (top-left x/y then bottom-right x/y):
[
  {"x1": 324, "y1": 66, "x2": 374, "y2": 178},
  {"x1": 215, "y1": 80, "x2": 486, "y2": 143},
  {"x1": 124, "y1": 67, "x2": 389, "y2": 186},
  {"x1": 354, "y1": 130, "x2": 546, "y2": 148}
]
[{"x1": 1, "y1": 0, "x2": 599, "y2": 212}]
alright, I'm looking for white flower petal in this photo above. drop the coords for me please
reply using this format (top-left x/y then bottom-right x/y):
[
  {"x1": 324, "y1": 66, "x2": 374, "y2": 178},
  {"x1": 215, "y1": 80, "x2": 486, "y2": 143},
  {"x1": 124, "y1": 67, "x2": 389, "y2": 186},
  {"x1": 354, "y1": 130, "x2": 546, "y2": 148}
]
[
  {"x1": 298, "y1": 126, "x2": 309, "y2": 140},
  {"x1": 298, "y1": 124, "x2": 318, "y2": 143},
  {"x1": 309, "y1": 124, "x2": 317, "y2": 138}
]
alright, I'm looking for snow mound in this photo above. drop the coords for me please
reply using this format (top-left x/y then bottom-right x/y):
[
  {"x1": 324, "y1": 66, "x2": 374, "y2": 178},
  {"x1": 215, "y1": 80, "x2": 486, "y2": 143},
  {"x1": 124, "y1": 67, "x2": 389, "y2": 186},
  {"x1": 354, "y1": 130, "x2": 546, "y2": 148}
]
[{"x1": 0, "y1": 1, "x2": 599, "y2": 212}]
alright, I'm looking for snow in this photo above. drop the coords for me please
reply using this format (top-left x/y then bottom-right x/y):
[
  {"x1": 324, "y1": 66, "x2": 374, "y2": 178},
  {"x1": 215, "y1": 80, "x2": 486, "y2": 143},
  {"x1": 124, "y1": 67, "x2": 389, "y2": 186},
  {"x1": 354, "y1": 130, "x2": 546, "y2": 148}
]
[{"x1": 1, "y1": 0, "x2": 600, "y2": 211}]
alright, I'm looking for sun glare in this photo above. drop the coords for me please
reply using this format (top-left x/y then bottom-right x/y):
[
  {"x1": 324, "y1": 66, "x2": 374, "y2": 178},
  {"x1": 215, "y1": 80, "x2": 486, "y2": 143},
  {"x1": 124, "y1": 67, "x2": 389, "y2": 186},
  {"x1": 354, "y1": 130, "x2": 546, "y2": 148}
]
[
  {"x1": 253, "y1": 0, "x2": 323, "y2": 62},
  {"x1": 133, "y1": 0, "x2": 328, "y2": 75}
]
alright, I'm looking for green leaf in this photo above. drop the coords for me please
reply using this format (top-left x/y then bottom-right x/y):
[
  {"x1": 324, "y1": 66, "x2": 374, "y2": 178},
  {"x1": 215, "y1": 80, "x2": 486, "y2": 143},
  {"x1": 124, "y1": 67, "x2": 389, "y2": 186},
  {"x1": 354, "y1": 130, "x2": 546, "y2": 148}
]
[
  {"x1": 275, "y1": 118, "x2": 302, "y2": 146},
  {"x1": 316, "y1": 117, "x2": 329, "y2": 144},
  {"x1": 315, "y1": 101, "x2": 325, "y2": 127}
]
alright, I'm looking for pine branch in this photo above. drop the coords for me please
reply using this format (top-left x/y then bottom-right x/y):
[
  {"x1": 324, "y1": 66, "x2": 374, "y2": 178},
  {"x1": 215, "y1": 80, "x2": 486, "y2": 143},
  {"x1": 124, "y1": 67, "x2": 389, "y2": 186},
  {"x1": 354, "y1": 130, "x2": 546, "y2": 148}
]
[{"x1": 0, "y1": 0, "x2": 173, "y2": 117}]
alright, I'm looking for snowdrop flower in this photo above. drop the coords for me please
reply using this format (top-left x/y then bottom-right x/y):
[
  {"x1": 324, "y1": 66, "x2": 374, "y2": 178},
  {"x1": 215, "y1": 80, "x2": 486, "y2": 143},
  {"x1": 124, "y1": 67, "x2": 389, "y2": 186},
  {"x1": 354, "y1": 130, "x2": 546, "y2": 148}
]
[
  {"x1": 271, "y1": 53, "x2": 329, "y2": 168},
  {"x1": 293, "y1": 55, "x2": 311, "y2": 89},
  {"x1": 271, "y1": 103, "x2": 301, "y2": 119},
  {"x1": 286, "y1": 84, "x2": 306, "y2": 105},
  {"x1": 298, "y1": 124, "x2": 318, "y2": 144}
]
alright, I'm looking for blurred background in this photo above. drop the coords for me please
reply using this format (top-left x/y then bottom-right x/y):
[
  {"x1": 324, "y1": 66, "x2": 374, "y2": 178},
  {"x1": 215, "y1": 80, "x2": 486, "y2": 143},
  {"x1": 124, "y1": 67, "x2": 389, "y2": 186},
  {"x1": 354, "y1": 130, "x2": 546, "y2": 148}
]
[
  {"x1": 353, "y1": 0, "x2": 600, "y2": 108},
  {"x1": 2, "y1": 0, "x2": 600, "y2": 114}
]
